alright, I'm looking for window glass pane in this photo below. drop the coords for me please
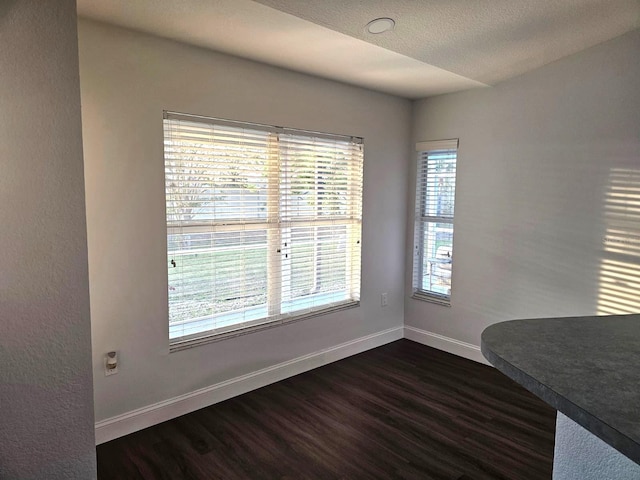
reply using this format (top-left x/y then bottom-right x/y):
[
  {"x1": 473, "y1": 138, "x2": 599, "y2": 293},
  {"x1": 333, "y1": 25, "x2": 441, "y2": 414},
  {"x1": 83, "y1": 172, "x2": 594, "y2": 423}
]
[
  {"x1": 420, "y1": 222, "x2": 453, "y2": 296},
  {"x1": 280, "y1": 135, "x2": 354, "y2": 219},
  {"x1": 168, "y1": 230, "x2": 268, "y2": 326},
  {"x1": 286, "y1": 226, "x2": 348, "y2": 296},
  {"x1": 164, "y1": 121, "x2": 271, "y2": 224},
  {"x1": 282, "y1": 225, "x2": 353, "y2": 314},
  {"x1": 420, "y1": 151, "x2": 456, "y2": 218},
  {"x1": 288, "y1": 227, "x2": 315, "y2": 297}
]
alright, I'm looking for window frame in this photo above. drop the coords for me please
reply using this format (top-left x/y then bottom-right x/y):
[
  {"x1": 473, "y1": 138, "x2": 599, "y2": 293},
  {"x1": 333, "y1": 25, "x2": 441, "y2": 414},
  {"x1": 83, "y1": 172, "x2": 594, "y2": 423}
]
[
  {"x1": 411, "y1": 139, "x2": 459, "y2": 306},
  {"x1": 163, "y1": 111, "x2": 363, "y2": 350}
]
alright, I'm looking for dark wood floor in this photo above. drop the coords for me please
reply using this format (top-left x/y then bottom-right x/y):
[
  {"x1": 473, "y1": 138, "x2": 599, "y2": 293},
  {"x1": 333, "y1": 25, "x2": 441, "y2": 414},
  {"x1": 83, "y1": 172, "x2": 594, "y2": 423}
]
[{"x1": 97, "y1": 340, "x2": 556, "y2": 480}]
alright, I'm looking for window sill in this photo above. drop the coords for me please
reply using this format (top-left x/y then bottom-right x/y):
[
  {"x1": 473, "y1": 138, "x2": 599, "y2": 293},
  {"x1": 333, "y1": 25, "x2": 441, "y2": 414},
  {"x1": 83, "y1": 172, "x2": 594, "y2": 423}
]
[
  {"x1": 411, "y1": 291, "x2": 451, "y2": 307},
  {"x1": 169, "y1": 299, "x2": 360, "y2": 352}
]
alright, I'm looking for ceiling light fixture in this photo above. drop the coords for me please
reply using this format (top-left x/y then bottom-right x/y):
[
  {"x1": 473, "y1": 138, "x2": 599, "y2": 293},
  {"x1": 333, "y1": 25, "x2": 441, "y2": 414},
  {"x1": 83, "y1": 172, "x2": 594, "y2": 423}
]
[{"x1": 366, "y1": 17, "x2": 395, "y2": 34}]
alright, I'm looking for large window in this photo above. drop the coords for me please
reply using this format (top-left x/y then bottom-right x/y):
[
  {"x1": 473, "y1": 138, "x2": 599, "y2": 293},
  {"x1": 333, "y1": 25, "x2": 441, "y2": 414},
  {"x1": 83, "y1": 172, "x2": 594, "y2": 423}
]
[
  {"x1": 163, "y1": 112, "x2": 363, "y2": 348},
  {"x1": 412, "y1": 139, "x2": 458, "y2": 305}
]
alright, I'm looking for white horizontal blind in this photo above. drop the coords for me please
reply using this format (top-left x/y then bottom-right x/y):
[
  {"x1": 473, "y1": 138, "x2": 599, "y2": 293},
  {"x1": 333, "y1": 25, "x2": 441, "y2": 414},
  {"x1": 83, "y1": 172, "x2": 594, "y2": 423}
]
[
  {"x1": 164, "y1": 112, "x2": 363, "y2": 347},
  {"x1": 412, "y1": 140, "x2": 458, "y2": 304}
]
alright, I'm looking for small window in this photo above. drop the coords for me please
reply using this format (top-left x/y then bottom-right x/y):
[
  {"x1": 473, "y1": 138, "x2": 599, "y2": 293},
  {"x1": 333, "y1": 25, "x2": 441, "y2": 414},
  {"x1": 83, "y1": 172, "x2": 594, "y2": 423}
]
[
  {"x1": 412, "y1": 139, "x2": 458, "y2": 305},
  {"x1": 163, "y1": 111, "x2": 363, "y2": 349}
]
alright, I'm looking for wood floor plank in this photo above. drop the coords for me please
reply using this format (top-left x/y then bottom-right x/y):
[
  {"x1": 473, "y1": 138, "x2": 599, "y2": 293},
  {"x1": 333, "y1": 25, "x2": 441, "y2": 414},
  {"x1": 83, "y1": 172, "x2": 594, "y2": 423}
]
[{"x1": 97, "y1": 339, "x2": 555, "y2": 479}]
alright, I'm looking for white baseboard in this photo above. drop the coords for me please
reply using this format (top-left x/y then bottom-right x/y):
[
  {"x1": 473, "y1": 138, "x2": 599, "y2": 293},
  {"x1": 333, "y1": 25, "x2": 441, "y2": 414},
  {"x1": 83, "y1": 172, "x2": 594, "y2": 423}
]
[
  {"x1": 95, "y1": 326, "x2": 403, "y2": 444},
  {"x1": 403, "y1": 325, "x2": 490, "y2": 366}
]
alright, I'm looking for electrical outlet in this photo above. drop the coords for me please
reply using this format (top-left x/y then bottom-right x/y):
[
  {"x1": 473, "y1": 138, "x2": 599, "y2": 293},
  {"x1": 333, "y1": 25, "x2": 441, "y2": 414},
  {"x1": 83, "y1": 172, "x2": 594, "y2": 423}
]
[
  {"x1": 105, "y1": 351, "x2": 118, "y2": 376},
  {"x1": 381, "y1": 292, "x2": 388, "y2": 307}
]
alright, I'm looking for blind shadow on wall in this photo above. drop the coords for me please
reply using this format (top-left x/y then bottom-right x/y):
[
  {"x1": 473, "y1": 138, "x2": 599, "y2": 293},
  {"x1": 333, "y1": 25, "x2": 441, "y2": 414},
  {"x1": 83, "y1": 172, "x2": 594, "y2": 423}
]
[{"x1": 598, "y1": 168, "x2": 640, "y2": 315}]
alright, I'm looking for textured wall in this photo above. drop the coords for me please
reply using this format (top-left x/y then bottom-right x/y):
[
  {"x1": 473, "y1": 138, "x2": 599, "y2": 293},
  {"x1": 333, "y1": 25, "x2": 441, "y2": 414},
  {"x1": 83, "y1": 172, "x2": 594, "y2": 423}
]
[
  {"x1": 407, "y1": 30, "x2": 640, "y2": 346},
  {"x1": 0, "y1": 1, "x2": 96, "y2": 478},
  {"x1": 554, "y1": 413, "x2": 640, "y2": 479},
  {"x1": 78, "y1": 19, "x2": 410, "y2": 422}
]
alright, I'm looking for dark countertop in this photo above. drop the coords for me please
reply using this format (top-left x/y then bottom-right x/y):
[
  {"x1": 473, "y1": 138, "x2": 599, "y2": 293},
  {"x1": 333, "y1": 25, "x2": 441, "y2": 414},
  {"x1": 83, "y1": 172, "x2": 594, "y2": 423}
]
[{"x1": 481, "y1": 314, "x2": 640, "y2": 465}]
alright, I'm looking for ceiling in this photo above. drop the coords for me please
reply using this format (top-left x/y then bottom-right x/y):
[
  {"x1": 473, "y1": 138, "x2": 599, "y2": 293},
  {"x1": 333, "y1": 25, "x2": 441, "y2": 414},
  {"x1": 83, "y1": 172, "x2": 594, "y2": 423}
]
[{"x1": 76, "y1": 0, "x2": 639, "y2": 99}]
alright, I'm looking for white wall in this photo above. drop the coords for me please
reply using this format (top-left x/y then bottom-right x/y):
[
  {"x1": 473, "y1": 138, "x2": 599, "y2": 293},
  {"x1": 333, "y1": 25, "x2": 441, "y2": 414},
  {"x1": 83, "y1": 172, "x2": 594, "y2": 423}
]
[
  {"x1": 0, "y1": 1, "x2": 96, "y2": 478},
  {"x1": 78, "y1": 20, "x2": 410, "y2": 424},
  {"x1": 407, "y1": 30, "x2": 640, "y2": 346}
]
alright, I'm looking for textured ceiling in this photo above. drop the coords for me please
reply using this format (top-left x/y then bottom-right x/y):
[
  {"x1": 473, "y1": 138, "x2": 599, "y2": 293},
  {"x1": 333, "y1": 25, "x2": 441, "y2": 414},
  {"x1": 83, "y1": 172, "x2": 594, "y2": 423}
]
[
  {"x1": 255, "y1": 0, "x2": 640, "y2": 85},
  {"x1": 77, "y1": 0, "x2": 639, "y2": 98}
]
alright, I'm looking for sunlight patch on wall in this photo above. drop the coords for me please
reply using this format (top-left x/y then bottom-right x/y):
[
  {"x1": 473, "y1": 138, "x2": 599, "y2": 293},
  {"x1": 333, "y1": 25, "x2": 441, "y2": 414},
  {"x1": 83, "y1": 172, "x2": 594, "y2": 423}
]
[{"x1": 598, "y1": 168, "x2": 640, "y2": 315}]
